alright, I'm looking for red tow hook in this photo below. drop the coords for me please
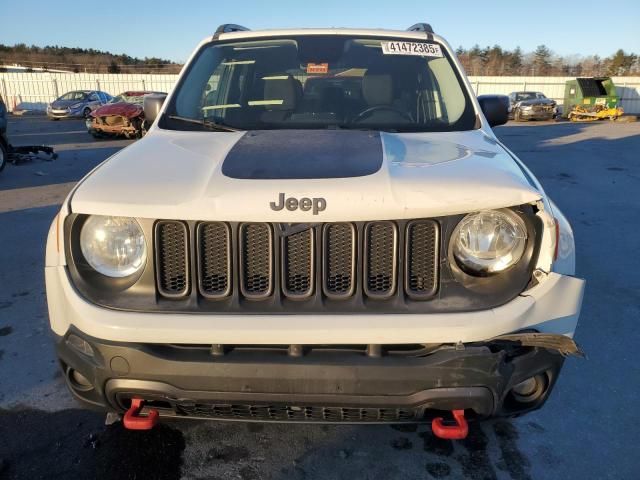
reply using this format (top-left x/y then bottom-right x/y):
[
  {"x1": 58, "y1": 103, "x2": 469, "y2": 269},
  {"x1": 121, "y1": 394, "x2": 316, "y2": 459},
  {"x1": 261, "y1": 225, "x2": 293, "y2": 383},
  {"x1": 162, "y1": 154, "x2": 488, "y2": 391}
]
[
  {"x1": 123, "y1": 398, "x2": 159, "y2": 430},
  {"x1": 431, "y1": 409, "x2": 469, "y2": 440}
]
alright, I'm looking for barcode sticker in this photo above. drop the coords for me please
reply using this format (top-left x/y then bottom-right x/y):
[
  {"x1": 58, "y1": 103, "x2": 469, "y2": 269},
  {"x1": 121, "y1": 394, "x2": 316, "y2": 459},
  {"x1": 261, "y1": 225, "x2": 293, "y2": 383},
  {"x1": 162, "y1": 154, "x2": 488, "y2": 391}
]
[{"x1": 381, "y1": 42, "x2": 443, "y2": 57}]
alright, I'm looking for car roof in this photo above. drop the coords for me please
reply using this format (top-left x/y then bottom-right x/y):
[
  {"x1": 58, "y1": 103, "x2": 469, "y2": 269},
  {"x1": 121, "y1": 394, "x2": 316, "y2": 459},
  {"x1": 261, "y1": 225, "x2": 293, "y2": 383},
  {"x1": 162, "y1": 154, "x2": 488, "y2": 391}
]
[{"x1": 213, "y1": 27, "x2": 446, "y2": 44}]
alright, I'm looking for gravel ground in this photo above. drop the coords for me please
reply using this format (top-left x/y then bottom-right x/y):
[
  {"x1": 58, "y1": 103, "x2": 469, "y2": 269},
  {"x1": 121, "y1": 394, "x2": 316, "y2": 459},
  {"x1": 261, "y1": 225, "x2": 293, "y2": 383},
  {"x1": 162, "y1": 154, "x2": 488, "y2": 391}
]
[{"x1": 0, "y1": 116, "x2": 638, "y2": 479}]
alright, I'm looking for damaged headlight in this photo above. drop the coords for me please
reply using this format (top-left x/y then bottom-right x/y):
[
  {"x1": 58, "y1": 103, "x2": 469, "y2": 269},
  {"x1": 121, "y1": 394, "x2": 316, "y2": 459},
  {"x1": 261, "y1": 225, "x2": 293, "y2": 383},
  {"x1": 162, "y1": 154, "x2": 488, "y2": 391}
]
[
  {"x1": 80, "y1": 216, "x2": 147, "y2": 277},
  {"x1": 451, "y1": 209, "x2": 527, "y2": 276}
]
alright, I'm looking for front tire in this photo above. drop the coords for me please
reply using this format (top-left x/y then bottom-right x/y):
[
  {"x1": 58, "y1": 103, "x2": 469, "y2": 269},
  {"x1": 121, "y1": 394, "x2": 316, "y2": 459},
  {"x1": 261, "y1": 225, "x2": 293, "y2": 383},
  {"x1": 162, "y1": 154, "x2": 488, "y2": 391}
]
[
  {"x1": 0, "y1": 141, "x2": 7, "y2": 172},
  {"x1": 83, "y1": 108, "x2": 91, "y2": 119}
]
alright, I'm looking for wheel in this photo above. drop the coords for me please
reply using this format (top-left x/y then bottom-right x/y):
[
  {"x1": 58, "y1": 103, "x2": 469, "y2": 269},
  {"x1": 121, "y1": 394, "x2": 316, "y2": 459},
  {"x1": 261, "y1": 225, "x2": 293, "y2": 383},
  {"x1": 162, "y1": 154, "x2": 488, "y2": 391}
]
[
  {"x1": 83, "y1": 107, "x2": 91, "y2": 119},
  {"x1": 0, "y1": 141, "x2": 7, "y2": 172}
]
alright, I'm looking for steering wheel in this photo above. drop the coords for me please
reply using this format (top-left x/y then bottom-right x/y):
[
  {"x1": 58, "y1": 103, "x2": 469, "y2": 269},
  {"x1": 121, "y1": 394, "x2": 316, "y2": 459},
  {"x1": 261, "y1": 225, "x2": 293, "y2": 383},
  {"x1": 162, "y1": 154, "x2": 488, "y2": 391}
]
[{"x1": 352, "y1": 105, "x2": 413, "y2": 123}]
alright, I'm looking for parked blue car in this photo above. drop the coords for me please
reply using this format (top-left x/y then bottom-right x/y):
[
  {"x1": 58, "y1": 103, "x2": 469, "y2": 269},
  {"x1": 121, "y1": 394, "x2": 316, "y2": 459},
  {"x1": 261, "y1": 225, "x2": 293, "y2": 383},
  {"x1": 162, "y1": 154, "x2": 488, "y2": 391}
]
[{"x1": 47, "y1": 90, "x2": 112, "y2": 120}]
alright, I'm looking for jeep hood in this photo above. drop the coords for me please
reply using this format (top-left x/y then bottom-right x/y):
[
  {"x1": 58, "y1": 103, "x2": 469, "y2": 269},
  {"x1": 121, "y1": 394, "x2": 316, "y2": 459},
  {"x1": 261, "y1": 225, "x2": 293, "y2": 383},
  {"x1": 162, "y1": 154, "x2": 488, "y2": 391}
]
[{"x1": 71, "y1": 128, "x2": 543, "y2": 221}]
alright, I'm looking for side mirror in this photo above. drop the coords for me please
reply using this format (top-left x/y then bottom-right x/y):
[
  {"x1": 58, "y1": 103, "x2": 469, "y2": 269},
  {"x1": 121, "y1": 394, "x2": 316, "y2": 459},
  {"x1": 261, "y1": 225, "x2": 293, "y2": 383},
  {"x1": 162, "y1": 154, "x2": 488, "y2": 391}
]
[
  {"x1": 143, "y1": 93, "x2": 168, "y2": 124},
  {"x1": 477, "y1": 94, "x2": 509, "y2": 127}
]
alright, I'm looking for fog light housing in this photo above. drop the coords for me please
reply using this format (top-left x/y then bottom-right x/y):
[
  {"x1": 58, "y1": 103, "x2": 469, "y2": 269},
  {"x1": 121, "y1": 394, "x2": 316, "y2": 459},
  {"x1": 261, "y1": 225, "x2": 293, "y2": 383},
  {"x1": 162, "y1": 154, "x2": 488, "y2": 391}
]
[
  {"x1": 510, "y1": 374, "x2": 546, "y2": 403},
  {"x1": 66, "y1": 368, "x2": 94, "y2": 392}
]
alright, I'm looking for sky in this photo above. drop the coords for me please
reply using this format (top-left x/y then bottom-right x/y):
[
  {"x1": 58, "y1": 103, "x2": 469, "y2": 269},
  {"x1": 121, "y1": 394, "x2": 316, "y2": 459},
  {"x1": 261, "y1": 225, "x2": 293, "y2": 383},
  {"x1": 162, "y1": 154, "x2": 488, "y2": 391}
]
[{"x1": 1, "y1": 0, "x2": 639, "y2": 63}]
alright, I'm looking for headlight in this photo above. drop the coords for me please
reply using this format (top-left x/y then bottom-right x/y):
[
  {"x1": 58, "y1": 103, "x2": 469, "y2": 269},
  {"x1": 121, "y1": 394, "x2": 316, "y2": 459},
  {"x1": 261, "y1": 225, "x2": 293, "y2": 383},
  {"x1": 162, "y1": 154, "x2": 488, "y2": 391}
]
[
  {"x1": 80, "y1": 216, "x2": 147, "y2": 277},
  {"x1": 452, "y1": 209, "x2": 527, "y2": 276}
]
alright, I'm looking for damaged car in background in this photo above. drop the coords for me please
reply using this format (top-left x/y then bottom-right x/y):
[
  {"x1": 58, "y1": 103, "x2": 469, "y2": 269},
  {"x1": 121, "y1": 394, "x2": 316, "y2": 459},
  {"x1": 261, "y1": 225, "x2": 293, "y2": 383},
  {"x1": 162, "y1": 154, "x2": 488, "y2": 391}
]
[
  {"x1": 86, "y1": 91, "x2": 165, "y2": 139},
  {"x1": 509, "y1": 91, "x2": 557, "y2": 121}
]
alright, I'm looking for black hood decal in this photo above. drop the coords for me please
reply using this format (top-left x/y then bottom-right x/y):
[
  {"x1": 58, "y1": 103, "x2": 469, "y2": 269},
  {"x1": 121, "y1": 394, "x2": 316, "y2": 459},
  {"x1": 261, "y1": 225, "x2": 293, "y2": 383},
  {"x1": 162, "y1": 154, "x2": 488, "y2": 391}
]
[{"x1": 222, "y1": 130, "x2": 383, "y2": 179}]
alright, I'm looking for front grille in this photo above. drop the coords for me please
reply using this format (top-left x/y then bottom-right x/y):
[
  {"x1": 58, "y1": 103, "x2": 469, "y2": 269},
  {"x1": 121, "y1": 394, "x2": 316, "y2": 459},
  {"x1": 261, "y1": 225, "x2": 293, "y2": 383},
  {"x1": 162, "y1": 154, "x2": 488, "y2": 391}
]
[
  {"x1": 240, "y1": 223, "x2": 273, "y2": 298},
  {"x1": 323, "y1": 223, "x2": 356, "y2": 298},
  {"x1": 282, "y1": 228, "x2": 314, "y2": 298},
  {"x1": 155, "y1": 221, "x2": 189, "y2": 297},
  {"x1": 154, "y1": 219, "x2": 439, "y2": 306},
  {"x1": 197, "y1": 222, "x2": 231, "y2": 298},
  {"x1": 175, "y1": 402, "x2": 420, "y2": 422},
  {"x1": 364, "y1": 222, "x2": 397, "y2": 298},
  {"x1": 405, "y1": 220, "x2": 439, "y2": 298}
]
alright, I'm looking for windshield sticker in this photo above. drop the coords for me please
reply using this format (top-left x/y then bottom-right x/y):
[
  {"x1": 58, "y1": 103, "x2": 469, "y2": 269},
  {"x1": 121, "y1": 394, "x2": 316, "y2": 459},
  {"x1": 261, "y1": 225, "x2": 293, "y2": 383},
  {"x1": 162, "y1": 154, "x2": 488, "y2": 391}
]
[
  {"x1": 307, "y1": 63, "x2": 329, "y2": 74},
  {"x1": 381, "y1": 42, "x2": 443, "y2": 57},
  {"x1": 202, "y1": 104, "x2": 241, "y2": 110}
]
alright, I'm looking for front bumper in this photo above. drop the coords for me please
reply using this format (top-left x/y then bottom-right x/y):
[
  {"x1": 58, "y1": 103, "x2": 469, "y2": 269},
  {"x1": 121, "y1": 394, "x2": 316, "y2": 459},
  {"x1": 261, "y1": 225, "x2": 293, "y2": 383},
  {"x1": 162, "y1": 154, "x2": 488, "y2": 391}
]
[
  {"x1": 56, "y1": 328, "x2": 567, "y2": 422},
  {"x1": 518, "y1": 109, "x2": 555, "y2": 120},
  {"x1": 46, "y1": 264, "x2": 584, "y2": 344},
  {"x1": 47, "y1": 108, "x2": 83, "y2": 119}
]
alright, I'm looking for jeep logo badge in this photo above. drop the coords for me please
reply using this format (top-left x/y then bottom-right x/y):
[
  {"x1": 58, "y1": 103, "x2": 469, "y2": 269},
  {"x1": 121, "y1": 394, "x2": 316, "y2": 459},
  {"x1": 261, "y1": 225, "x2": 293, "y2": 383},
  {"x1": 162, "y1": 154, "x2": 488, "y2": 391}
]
[{"x1": 270, "y1": 193, "x2": 326, "y2": 215}]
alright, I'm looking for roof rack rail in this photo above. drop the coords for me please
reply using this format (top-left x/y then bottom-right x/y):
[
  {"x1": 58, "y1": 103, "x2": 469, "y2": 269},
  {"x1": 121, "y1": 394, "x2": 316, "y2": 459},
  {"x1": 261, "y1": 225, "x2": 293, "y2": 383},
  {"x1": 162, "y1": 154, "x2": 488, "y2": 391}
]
[
  {"x1": 407, "y1": 23, "x2": 434, "y2": 34},
  {"x1": 215, "y1": 24, "x2": 250, "y2": 34}
]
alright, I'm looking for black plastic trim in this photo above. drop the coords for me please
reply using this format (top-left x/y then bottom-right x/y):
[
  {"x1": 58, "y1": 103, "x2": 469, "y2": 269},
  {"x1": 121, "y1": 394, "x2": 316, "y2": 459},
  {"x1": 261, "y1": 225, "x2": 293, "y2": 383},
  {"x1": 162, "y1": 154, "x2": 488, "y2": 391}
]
[
  {"x1": 363, "y1": 221, "x2": 398, "y2": 299},
  {"x1": 154, "y1": 220, "x2": 190, "y2": 298},
  {"x1": 239, "y1": 223, "x2": 274, "y2": 299},
  {"x1": 281, "y1": 227, "x2": 315, "y2": 299},
  {"x1": 196, "y1": 222, "x2": 232, "y2": 299},
  {"x1": 404, "y1": 219, "x2": 439, "y2": 300},
  {"x1": 322, "y1": 223, "x2": 357, "y2": 300}
]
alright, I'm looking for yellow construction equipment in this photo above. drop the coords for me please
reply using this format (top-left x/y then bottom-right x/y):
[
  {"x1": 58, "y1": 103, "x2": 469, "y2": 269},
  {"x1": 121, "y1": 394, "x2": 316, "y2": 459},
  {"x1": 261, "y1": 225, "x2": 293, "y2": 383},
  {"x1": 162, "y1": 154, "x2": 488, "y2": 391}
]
[{"x1": 568, "y1": 104, "x2": 624, "y2": 122}]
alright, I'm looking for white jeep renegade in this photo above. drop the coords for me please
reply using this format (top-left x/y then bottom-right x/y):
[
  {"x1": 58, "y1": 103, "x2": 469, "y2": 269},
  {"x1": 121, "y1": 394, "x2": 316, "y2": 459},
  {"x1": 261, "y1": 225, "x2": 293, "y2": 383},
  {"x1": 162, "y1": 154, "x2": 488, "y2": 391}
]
[{"x1": 45, "y1": 23, "x2": 585, "y2": 436}]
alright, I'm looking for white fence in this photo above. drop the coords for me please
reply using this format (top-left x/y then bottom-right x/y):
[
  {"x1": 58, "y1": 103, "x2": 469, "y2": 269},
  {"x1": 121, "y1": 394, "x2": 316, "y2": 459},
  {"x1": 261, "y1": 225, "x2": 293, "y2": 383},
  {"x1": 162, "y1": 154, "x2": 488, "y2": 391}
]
[
  {"x1": 0, "y1": 72, "x2": 179, "y2": 112},
  {"x1": 1, "y1": 72, "x2": 639, "y2": 114}
]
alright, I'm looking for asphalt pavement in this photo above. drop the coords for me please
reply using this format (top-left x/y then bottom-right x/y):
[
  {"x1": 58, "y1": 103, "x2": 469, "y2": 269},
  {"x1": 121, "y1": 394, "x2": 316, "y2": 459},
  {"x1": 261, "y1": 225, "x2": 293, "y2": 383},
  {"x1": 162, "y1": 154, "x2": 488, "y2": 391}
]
[{"x1": 0, "y1": 116, "x2": 638, "y2": 480}]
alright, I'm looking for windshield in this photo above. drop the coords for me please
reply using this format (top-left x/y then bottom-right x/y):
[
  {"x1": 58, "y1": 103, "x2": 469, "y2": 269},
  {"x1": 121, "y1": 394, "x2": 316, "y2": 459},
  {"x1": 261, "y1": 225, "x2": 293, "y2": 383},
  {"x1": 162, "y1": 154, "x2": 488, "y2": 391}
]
[
  {"x1": 59, "y1": 91, "x2": 88, "y2": 101},
  {"x1": 162, "y1": 35, "x2": 476, "y2": 132},
  {"x1": 515, "y1": 92, "x2": 541, "y2": 101},
  {"x1": 109, "y1": 93, "x2": 146, "y2": 104}
]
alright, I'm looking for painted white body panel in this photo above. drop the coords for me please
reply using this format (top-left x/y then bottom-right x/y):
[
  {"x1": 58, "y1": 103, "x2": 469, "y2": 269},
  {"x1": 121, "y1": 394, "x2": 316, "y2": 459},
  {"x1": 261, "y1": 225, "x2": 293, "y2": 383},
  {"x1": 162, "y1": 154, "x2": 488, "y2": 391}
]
[
  {"x1": 70, "y1": 129, "x2": 541, "y2": 222},
  {"x1": 46, "y1": 264, "x2": 583, "y2": 343},
  {"x1": 45, "y1": 27, "x2": 584, "y2": 346}
]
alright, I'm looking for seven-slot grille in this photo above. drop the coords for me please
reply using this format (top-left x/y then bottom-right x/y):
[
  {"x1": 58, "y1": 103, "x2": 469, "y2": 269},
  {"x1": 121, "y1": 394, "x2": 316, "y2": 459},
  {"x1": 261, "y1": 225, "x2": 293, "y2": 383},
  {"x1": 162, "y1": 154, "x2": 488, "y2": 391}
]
[{"x1": 154, "y1": 220, "x2": 439, "y2": 302}]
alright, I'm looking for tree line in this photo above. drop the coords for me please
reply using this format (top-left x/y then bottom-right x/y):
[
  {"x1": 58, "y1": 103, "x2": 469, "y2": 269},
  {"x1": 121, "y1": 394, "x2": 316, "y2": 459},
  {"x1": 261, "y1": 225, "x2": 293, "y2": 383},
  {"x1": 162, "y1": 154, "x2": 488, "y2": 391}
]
[
  {"x1": 1, "y1": 43, "x2": 639, "y2": 77},
  {"x1": 0, "y1": 44, "x2": 182, "y2": 74},
  {"x1": 456, "y1": 45, "x2": 639, "y2": 77}
]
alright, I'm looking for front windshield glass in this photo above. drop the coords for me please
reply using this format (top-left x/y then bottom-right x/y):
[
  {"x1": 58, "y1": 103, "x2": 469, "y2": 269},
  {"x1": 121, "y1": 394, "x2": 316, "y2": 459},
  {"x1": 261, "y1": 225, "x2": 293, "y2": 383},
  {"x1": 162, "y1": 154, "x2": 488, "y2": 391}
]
[
  {"x1": 59, "y1": 91, "x2": 87, "y2": 101},
  {"x1": 515, "y1": 92, "x2": 539, "y2": 101},
  {"x1": 162, "y1": 35, "x2": 476, "y2": 132},
  {"x1": 110, "y1": 93, "x2": 146, "y2": 104}
]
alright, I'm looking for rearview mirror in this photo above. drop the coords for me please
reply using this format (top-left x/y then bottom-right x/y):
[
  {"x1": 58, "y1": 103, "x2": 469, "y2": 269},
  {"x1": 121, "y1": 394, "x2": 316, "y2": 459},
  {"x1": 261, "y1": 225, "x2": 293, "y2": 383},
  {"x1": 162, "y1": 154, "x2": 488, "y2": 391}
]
[
  {"x1": 477, "y1": 94, "x2": 509, "y2": 127},
  {"x1": 143, "y1": 93, "x2": 168, "y2": 125}
]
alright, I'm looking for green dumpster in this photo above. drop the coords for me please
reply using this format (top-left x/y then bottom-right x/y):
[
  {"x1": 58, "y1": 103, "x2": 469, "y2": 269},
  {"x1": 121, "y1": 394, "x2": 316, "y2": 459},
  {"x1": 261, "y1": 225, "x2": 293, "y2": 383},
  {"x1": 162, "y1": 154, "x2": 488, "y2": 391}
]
[{"x1": 563, "y1": 77, "x2": 620, "y2": 118}]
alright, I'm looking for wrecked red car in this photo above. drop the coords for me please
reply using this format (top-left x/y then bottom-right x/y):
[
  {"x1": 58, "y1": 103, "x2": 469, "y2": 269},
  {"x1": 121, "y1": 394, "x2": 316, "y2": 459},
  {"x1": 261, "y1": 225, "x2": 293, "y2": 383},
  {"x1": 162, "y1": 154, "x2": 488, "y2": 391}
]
[{"x1": 86, "y1": 91, "x2": 165, "y2": 139}]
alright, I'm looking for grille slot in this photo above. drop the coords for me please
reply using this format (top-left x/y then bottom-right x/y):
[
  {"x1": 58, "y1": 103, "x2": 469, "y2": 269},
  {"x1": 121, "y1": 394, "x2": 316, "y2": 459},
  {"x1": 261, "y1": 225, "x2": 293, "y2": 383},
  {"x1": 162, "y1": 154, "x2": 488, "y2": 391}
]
[
  {"x1": 175, "y1": 402, "x2": 421, "y2": 422},
  {"x1": 239, "y1": 223, "x2": 273, "y2": 299},
  {"x1": 155, "y1": 221, "x2": 189, "y2": 297},
  {"x1": 323, "y1": 223, "x2": 356, "y2": 298},
  {"x1": 197, "y1": 222, "x2": 231, "y2": 298},
  {"x1": 405, "y1": 220, "x2": 439, "y2": 299},
  {"x1": 282, "y1": 228, "x2": 314, "y2": 298},
  {"x1": 364, "y1": 222, "x2": 398, "y2": 298}
]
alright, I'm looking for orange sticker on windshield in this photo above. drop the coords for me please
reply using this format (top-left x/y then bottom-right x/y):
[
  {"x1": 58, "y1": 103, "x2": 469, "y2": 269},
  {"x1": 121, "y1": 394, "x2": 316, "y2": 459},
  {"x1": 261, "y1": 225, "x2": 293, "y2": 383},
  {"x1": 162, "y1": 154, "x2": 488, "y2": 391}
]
[{"x1": 307, "y1": 63, "x2": 329, "y2": 74}]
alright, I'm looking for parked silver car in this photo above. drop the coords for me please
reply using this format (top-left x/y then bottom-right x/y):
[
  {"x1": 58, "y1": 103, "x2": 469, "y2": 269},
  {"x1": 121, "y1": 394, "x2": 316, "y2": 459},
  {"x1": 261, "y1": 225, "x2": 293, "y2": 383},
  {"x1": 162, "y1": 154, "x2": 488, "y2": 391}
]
[{"x1": 47, "y1": 90, "x2": 112, "y2": 120}]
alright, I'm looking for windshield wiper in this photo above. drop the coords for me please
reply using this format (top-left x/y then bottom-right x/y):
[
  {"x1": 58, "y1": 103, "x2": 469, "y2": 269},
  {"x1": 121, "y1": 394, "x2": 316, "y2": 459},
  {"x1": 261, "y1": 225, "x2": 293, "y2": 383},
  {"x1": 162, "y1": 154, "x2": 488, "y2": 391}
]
[{"x1": 166, "y1": 115, "x2": 240, "y2": 132}]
